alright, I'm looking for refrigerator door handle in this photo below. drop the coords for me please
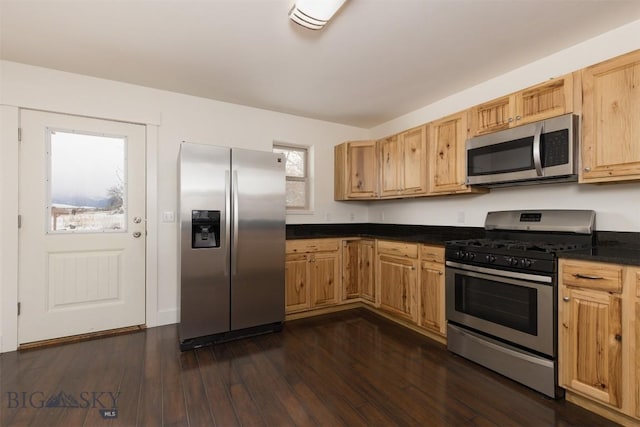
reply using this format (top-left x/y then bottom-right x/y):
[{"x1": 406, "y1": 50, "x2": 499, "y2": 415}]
[
  {"x1": 225, "y1": 170, "x2": 231, "y2": 277},
  {"x1": 232, "y1": 170, "x2": 239, "y2": 276}
]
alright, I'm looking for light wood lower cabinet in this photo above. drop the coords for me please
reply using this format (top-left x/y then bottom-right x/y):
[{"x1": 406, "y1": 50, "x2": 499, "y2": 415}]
[
  {"x1": 288, "y1": 238, "x2": 447, "y2": 341},
  {"x1": 285, "y1": 239, "x2": 341, "y2": 314},
  {"x1": 342, "y1": 239, "x2": 376, "y2": 303},
  {"x1": 376, "y1": 241, "x2": 419, "y2": 322},
  {"x1": 559, "y1": 258, "x2": 640, "y2": 424},
  {"x1": 418, "y1": 245, "x2": 446, "y2": 336}
]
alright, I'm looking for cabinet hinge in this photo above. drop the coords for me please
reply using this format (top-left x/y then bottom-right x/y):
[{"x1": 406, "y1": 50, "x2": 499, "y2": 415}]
[
  {"x1": 17, "y1": 302, "x2": 21, "y2": 316},
  {"x1": 18, "y1": 215, "x2": 22, "y2": 229},
  {"x1": 18, "y1": 127, "x2": 22, "y2": 142}
]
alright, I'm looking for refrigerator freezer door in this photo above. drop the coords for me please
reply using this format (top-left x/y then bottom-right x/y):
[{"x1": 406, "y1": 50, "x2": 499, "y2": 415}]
[
  {"x1": 179, "y1": 143, "x2": 231, "y2": 341},
  {"x1": 230, "y1": 149, "x2": 286, "y2": 330}
]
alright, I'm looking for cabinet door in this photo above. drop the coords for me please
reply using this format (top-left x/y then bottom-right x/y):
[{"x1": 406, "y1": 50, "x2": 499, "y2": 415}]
[
  {"x1": 359, "y1": 240, "x2": 376, "y2": 303},
  {"x1": 429, "y1": 112, "x2": 468, "y2": 193},
  {"x1": 285, "y1": 253, "x2": 310, "y2": 313},
  {"x1": 560, "y1": 286, "x2": 622, "y2": 408},
  {"x1": 399, "y1": 126, "x2": 427, "y2": 195},
  {"x1": 342, "y1": 240, "x2": 360, "y2": 300},
  {"x1": 515, "y1": 73, "x2": 573, "y2": 125},
  {"x1": 581, "y1": 50, "x2": 640, "y2": 183},
  {"x1": 469, "y1": 96, "x2": 513, "y2": 136},
  {"x1": 379, "y1": 135, "x2": 401, "y2": 197},
  {"x1": 418, "y1": 260, "x2": 445, "y2": 336},
  {"x1": 310, "y1": 252, "x2": 340, "y2": 307},
  {"x1": 377, "y1": 254, "x2": 417, "y2": 322},
  {"x1": 347, "y1": 141, "x2": 378, "y2": 198}
]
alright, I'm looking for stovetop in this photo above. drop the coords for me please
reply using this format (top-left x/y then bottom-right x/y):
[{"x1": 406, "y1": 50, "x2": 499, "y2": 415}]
[
  {"x1": 445, "y1": 210, "x2": 596, "y2": 275},
  {"x1": 446, "y1": 238, "x2": 587, "y2": 253}
]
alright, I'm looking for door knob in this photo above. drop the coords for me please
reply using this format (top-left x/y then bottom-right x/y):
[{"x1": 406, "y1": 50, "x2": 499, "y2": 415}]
[
  {"x1": 133, "y1": 216, "x2": 143, "y2": 224},
  {"x1": 133, "y1": 231, "x2": 142, "y2": 238}
]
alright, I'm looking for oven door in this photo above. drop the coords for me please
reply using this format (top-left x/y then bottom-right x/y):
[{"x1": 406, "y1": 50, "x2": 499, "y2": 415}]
[{"x1": 445, "y1": 261, "x2": 554, "y2": 357}]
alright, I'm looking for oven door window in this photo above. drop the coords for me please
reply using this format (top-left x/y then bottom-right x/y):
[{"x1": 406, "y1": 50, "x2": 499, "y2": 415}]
[{"x1": 454, "y1": 274, "x2": 537, "y2": 335}]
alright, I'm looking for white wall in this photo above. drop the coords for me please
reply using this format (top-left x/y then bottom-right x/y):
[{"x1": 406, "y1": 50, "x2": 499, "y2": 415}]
[
  {"x1": 368, "y1": 19, "x2": 640, "y2": 232},
  {"x1": 0, "y1": 62, "x2": 368, "y2": 351}
]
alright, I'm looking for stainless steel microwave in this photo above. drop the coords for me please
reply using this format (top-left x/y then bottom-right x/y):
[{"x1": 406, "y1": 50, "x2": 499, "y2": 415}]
[{"x1": 466, "y1": 113, "x2": 579, "y2": 187}]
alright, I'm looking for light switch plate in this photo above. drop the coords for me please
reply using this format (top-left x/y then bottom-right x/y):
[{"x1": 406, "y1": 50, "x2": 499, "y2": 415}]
[{"x1": 162, "y1": 211, "x2": 175, "y2": 223}]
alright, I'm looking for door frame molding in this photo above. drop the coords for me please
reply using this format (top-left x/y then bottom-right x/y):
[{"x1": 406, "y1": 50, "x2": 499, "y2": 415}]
[{"x1": 0, "y1": 107, "x2": 159, "y2": 352}]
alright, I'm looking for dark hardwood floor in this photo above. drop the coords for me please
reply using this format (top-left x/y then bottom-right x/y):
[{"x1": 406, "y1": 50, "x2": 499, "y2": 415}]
[{"x1": 0, "y1": 309, "x2": 620, "y2": 426}]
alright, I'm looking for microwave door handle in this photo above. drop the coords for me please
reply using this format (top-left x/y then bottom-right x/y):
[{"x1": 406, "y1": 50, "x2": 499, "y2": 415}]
[{"x1": 533, "y1": 122, "x2": 543, "y2": 176}]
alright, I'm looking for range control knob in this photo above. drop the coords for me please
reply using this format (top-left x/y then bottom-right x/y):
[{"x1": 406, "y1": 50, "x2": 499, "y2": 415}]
[
  {"x1": 455, "y1": 250, "x2": 462, "y2": 259},
  {"x1": 506, "y1": 256, "x2": 519, "y2": 266},
  {"x1": 485, "y1": 255, "x2": 496, "y2": 263},
  {"x1": 466, "y1": 252, "x2": 476, "y2": 260},
  {"x1": 520, "y1": 258, "x2": 532, "y2": 268}
]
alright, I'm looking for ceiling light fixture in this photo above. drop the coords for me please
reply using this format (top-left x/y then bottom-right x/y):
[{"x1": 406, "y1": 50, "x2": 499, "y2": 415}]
[{"x1": 289, "y1": 0, "x2": 347, "y2": 30}]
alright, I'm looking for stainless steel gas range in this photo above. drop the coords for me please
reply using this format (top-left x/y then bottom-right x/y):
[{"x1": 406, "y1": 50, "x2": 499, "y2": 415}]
[{"x1": 445, "y1": 210, "x2": 595, "y2": 398}]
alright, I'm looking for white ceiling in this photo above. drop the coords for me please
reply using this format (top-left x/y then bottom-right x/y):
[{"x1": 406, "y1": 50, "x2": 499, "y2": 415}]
[{"x1": 1, "y1": 0, "x2": 639, "y2": 128}]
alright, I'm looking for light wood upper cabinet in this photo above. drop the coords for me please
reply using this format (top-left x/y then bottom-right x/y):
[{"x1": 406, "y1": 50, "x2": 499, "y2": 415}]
[
  {"x1": 334, "y1": 141, "x2": 378, "y2": 200},
  {"x1": 469, "y1": 73, "x2": 574, "y2": 136},
  {"x1": 379, "y1": 126, "x2": 428, "y2": 197},
  {"x1": 428, "y1": 111, "x2": 469, "y2": 194},
  {"x1": 580, "y1": 49, "x2": 640, "y2": 183}
]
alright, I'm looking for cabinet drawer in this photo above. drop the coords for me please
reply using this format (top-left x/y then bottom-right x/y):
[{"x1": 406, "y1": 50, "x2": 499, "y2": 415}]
[
  {"x1": 377, "y1": 240, "x2": 418, "y2": 258},
  {"x1": 561, "y1": 260, "x2": 623, "y2": 293},
  {"x1": 286, "y1": 239, "x2": 340, "y2": 254},
  {"x1": 420, "y1": 245, "x2": 444, "y2": 263}
]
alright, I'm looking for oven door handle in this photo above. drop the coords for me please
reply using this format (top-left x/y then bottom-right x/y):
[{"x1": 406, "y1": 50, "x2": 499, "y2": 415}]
[
  {"x1": 445, "y1": 260, "x2": 552, "y2": 284},
  {"x1": 533, "y1": 121, "x2": 544, "y2": 177}
]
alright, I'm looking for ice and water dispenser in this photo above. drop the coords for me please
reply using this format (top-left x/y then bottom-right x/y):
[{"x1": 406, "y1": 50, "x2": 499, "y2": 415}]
[{"x1": 191, "y1": 210, "x2": 220, "y2": 248}]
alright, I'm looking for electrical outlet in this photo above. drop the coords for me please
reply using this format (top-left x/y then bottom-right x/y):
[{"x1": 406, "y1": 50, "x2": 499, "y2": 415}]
[{"x1": 349, "y1": 212, "x2": 355, "y2": 221}]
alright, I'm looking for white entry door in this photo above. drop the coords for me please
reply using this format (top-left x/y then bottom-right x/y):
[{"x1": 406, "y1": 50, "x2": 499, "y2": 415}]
[{"x1": 18, "y1": 110, "x2": 146, "y2": 344}]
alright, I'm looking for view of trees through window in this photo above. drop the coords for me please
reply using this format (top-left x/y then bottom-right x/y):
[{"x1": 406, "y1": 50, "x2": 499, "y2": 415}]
[
  {"x1": 273, "y1": 144, "x2": 308, "y2": 210},
  {"x1": 49, "y1": 130, "x2": 126, "y2": 232}
]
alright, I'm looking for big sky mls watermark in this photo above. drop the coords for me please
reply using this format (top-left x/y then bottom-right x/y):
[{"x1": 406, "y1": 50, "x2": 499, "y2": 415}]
[{"x1": 4, "y1": 390, "x2": 120, "y2": 419}]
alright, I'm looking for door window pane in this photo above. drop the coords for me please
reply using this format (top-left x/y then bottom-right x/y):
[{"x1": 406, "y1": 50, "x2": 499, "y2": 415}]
[{"x1": 48, "y1": 129, "x2": 127, "y2": 233}]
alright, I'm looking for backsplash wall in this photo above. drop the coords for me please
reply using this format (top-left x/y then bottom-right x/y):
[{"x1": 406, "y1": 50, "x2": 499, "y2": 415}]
[{"x1": 367, "y1": 180, "x2": 640, "y2": 232}]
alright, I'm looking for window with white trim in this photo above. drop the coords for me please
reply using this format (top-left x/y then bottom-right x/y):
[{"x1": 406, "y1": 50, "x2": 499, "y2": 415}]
[{"x1": 273, "y1": 143, "x2": 309, "y2": 210}]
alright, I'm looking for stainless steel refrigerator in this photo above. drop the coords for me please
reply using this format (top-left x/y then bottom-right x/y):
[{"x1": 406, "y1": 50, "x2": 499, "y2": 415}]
[{"x1": 178, "y1": 142, "x2": 286, "y2": 350}]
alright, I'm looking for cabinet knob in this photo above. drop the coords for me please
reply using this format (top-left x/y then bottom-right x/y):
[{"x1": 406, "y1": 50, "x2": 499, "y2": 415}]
[
  {"x1": 615, "y1": 334, "x2": 622, "y2": 342},
  {"x1": 438, "y1": 271, "x2": 443, "y2": 276},
  {"x1": 508, "y1": 117, "x2": 514, "y2": 123},
  {"x1": 562, "y1": 296, "x2": 570, "y2": 302},
  {"x1": 584, "y1": 167, "x2": 591, "y2": 172},
  {"x1": 515, "y1": 115, "x2": 521, "y2": 121}
]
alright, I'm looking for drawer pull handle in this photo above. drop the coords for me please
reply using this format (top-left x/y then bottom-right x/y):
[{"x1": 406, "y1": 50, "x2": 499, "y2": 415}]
[{"x1": 573, "y1": 273, "x2": 604, "y2": 280}]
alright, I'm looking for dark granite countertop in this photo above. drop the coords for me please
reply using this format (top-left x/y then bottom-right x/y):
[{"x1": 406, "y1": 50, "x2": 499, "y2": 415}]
[
  {"x1": 286, "y1": 223, "x2": 485, "y2": 246},
  {"x1": 288, "y1": 224, "x2": 640, "y2": 266},
  {"x1": 559, "y1": 232, "x2": 640, "y2": 266}
]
